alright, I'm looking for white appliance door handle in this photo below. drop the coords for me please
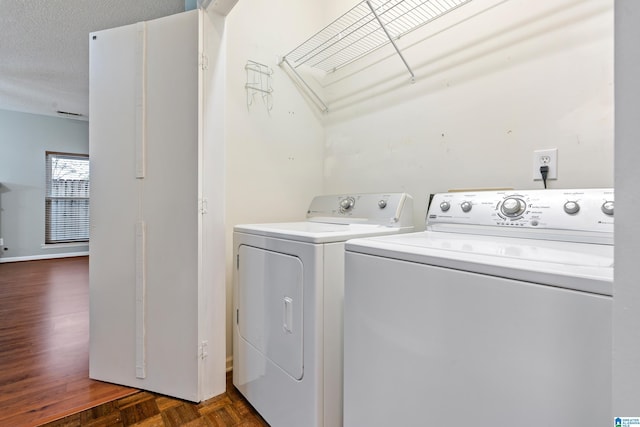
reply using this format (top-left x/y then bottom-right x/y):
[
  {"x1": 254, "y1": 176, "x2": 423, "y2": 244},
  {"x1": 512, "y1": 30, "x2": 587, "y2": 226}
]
[{"x1": 283, "y1": 296, "x2": 293, "y2": 334}]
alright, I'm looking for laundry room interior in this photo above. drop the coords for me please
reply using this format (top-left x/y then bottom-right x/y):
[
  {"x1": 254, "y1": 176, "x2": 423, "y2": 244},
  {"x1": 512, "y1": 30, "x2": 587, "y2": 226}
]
[
  {"x1": 1, "y1": 0, "x2": 640, "y2": 423},
  {"x1": 223, "y1": 0, "x2": 636, "y2": 420},
  {"x1": 225, "y1": 0, "x2": 613, "y2": 233}
]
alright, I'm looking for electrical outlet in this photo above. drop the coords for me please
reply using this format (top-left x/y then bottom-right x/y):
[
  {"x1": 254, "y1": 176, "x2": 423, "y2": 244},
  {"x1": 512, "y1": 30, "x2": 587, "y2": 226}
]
[{"x1": 532, "y1": 148, "x2": 558, "y2": 181}]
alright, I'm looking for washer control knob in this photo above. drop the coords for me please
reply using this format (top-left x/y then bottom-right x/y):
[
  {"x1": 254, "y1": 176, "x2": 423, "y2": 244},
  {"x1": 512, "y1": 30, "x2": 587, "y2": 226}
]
[
  {"x1": 340, "y1": 197, "x2": 355, "y2": 212},
  {"x1": 563, "y1": 201, "x2": 580, "y2": 215},
  {"x1": 440, "y1": 201, "x2": 450, "y2": 212},
  {"x1": 378, "y1": 199, "x2": 387, "y2": 209},
  {"x1": 601, "y1": 201, "x2": 614, "y2": 216},
  {"x1": 501, "y1": 197, "x2": 526, "y2": 217},
  {"x1": 461, "y1": 201, "x2": 472, "y2": 213}
]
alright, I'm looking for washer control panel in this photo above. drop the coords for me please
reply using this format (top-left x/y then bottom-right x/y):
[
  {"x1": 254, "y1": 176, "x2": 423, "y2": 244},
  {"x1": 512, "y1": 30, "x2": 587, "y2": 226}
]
[
  {"x1": 306, "y1": 193, "x2": 414, "y2": 227},
  {"x1": 427, "y1": 189, "x2": 614, "y2": 244}
]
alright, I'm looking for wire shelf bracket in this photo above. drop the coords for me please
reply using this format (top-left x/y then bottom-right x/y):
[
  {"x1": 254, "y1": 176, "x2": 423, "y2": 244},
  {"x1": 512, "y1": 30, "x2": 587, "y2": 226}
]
[
  {"x1": 365, "y1": 0, "x2": 415, "y2": 82},
  {"x1": 279, "y1": 0, "x2": 473, "y2": 112}
]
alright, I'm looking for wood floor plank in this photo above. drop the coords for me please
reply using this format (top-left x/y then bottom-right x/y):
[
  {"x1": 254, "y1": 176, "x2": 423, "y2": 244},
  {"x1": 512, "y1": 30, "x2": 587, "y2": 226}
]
[
  {"x1": 0, "y1": 257, "x2": 136, "y2": 427},
  {"x1": 41, "y1": 373, "x2": 269, "y2": 427},
  {"x1": 1, "y1": 257, "x2": 268, "y2": 427}
]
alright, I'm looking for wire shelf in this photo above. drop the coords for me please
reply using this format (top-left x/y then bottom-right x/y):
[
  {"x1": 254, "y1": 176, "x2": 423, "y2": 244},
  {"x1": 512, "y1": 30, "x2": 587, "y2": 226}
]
[{"x1": 283, "y1": 0, "x2": 472, "y2": 73}]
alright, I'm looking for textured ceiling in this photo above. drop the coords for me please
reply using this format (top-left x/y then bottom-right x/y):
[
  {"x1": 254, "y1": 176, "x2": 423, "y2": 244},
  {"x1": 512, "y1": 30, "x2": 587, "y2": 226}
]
[{"x1": 0, "y1": 0, "x2": 187, "y2": 120}]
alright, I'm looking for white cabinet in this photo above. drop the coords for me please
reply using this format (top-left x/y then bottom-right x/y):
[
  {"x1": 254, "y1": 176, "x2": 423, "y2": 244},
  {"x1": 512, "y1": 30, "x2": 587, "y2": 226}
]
[{"x1": 89, "y1": 9, "x2": 225, "y2": 402}]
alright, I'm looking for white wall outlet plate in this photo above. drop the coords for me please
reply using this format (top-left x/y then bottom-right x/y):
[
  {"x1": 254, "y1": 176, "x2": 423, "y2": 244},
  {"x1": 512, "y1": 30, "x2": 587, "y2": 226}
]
[{"x1": 532, "y1": 148, "x2": 558, "y2": 180}]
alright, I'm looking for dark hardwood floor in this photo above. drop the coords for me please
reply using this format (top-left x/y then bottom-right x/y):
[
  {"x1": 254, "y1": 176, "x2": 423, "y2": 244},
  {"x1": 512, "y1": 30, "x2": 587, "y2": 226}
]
[{"x1": 0, "y1": 257, "x2": 268, "y2": 426}]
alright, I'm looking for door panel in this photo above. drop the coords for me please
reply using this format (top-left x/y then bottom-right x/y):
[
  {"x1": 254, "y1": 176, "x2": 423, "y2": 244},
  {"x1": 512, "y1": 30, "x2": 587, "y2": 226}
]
[
  {"x1": 89, "y1": 10, "x2": 204, "y2": 402},
  {"x1": 238, "y1": 245, "x2": 304, "y2": 380}
]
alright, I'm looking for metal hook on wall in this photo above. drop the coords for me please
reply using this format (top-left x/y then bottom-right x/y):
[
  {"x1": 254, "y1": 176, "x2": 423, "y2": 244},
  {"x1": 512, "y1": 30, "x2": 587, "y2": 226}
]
[{"x1": 245, "y1": 60, "x2": 273, "y2": 112}]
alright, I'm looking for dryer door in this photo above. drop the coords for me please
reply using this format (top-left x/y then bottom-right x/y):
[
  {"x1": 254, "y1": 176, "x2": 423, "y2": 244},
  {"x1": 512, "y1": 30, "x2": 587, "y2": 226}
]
[{"x1": 237, "y1": 245, "x2": 304, "y2": 380}]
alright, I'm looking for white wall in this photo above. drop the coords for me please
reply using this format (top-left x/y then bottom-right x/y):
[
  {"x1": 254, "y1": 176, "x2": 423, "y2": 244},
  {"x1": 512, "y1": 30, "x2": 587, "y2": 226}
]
[
  {"x1": 0, "y1": 109, "x2": 89, "y2": 261},
  {"x1": 321, "y1": 0, "x2": 613, "y2": 226},
  {"x1": 613, "y1": 0, "x2": 640, "y2": 414},
  {"x1": 223, "y1": 0, "x2": 327, "y2": 360}
]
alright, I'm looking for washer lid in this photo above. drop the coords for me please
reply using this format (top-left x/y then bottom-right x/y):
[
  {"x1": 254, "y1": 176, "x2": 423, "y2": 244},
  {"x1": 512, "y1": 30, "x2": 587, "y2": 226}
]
[
  {"x1": 234, "y1": 221, "x2": 414, "y2": 243},
  {"x1": 345, "y1": 231, "x2": 613, "y2": 295}
]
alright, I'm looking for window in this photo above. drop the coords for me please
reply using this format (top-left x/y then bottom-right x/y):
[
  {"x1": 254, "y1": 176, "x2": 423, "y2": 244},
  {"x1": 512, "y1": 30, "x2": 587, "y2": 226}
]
[{"x1": 45, "y1": 152, "x2": 90, "y2": 244}]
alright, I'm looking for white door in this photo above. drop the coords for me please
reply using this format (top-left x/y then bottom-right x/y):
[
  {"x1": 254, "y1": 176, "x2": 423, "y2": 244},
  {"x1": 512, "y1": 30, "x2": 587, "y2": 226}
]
[{"x1": 89, "y1": 10, "x2": 214, "y2": 402}]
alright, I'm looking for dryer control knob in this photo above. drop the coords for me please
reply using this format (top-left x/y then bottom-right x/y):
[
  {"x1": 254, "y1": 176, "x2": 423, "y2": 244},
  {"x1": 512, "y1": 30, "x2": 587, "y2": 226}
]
[
  {"x1": 501, "y1": 197, "x2": 526, "y2": 217},
  {"x1": 601, "y1": 201, "x2": 614, "y2": 216},
  {"x1": 440, "y1": 201, "x2": 450, "y2": 212},
  {"x1": 378, "y1": 199, "x2": 387, "y2": 209},
  {"x1": 564, "y1": 201, "x2": 580, "y2": 215},
  {"x1": 461, "y1": 201, "x2": 472, "y2": 213},
  {"x1": 340, "y1": 197, "x2": 355, "y2": 212}
]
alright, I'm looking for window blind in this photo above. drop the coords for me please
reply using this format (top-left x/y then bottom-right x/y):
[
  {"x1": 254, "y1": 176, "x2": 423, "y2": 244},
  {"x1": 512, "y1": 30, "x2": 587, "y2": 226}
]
[{"x1": 45, "y1": 152, "x2": 90, "y2": 244}]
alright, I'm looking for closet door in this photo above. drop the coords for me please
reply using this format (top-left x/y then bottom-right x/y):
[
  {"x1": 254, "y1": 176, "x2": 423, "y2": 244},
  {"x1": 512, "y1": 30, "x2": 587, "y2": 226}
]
[
  {"x1": 141, "y1": 9, "x2": 201, "y2": 401},
  {"x1": 89, "y1": 16, "x2": 141, "y2": 394},
  {"x1": 89, "y1": 10, "x2": 202, "y2": 402}
]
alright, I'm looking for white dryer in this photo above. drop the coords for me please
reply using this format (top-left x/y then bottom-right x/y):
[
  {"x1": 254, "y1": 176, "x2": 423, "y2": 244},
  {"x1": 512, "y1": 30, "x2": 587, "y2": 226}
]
[
  {"x1": 344, "y1": 189, "x2": 614, "y2": 427},
  {"x1": 233, "y1": 193, "x2": 414, "y2": 427}
]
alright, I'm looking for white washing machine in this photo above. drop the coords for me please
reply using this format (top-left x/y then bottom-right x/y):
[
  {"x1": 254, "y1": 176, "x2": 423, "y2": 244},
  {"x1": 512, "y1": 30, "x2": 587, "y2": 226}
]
[
  {"x1": 344, "y1": 188, "x2": 614, "y2": 427},
  {"x1": 233, "y1": 193, "x2": 414, "y2": 427}
]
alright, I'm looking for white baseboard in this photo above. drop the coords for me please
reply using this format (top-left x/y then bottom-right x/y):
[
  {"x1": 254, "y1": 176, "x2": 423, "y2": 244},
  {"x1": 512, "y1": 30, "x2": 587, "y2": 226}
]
[
  {"x1": 0, "y1": 251, "x2": 89, "y2": 263},
  {"x1": 226, "y1": 356, "x2": 233, "y2": 372}
]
